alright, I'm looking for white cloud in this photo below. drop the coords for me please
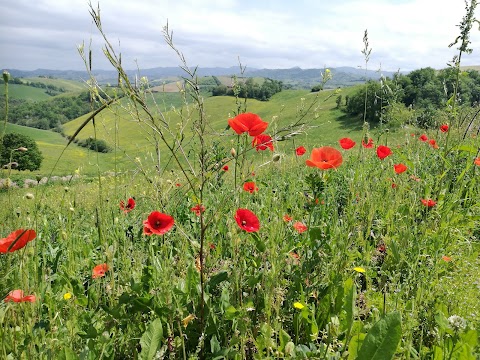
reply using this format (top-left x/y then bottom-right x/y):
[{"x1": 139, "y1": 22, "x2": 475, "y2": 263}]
[{"x1": 0, "y1": 0, "x2": 478, "y2": 71}]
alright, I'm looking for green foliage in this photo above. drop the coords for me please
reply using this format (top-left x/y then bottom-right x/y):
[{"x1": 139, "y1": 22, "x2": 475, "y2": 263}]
[
  {"x1": 75, "y1": 137, "x2": 112, "y2": 153},
  {"x1": 212, "y1": 77, "x2": 283, "y2": 101},
  {"x1": 1, "y1": 91, "x2": 92, "y2": 130},
  {"x1": 1, "y1": 132, "x2": 43, "y2": 171},
  {"x1": 344, "y1": 67, "x2": 480, "y2": 128},
  {"x1": 139, "y1": 319, "x2": 164, "y2": 360},
  {"x1": 1, "y1": 4, "x2": 479, "y2": 359},
  {"x1": 357, "y1": 312, "x2": 402, "y2": 360},
  {"x1": 345, "y1": 80, "x2": 386, "y2": 123}
]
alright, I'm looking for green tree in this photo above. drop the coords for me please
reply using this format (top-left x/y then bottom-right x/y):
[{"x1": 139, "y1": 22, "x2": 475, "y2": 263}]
[
  {"x1": 345, "y1": 81, "x2": 386, "y2": 123},
  {"x1": 1, "y1": 132, "x2": 43, "y2": 171}
]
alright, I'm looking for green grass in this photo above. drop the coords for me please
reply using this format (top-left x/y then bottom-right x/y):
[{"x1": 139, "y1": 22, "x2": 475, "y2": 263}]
[
  {"x1": 61, "y1": 88, "x2": 362, "y2": 173},
  {"x1": 1, "y1": 123, "x2": 115, "y2": 175},
  {"x1": 22, "y1": 77, "x2": 87, "y2": 93},
  {"x1": 0, "y1": 121, "x2": 478, "y2": 358},
  {"x1": 0, "y1": 84, "x2": 52, "y2": 101}
]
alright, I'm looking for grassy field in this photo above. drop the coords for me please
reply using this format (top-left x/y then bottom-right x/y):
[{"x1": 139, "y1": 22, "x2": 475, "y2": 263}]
[
  {"x1": 0, "y1": 84, "x2": 53, "y2": 101},
  {"x1": 2, "y1": 57, "x2": 479, "y2": 359},
  {"x1": 0, "y1": 105, "x2": 478, "y2": 358},
  {"x1": 1, "y1": 123, "x2": 114, "y2": 175},
  {"x1": 22, "y1": 77, "x2": 87, "y2": 93},
  {"x1": 61, "y1": 87, "x2": 364, "y2": 174}
]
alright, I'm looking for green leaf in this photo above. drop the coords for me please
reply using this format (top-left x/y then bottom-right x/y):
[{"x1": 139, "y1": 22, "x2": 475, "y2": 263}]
[
  {"x1": 348, "y1": 332, "x2": 366, "y2": 360},
  {"x1": 208, "y1": 270, "x2": 228, "y2": 289},
  {"x1": 453, "y1": 145, "x2": 477, "y2": 154},
  {"x1": 224, "y1": 305, "x2": 239, "y2": 320},
  {"x1": 210, "y1": 335, "x2": 221, "y2": 354},
  {"x1": 357, "y1": 312, "x2": 402, "y2": 360},
  {"x1": 344, "y1": 277, "x2": 356, "y2": 344},
  {"x1": 279, "y1": 328, "x2": 291, "y2": 352},
  {"x1": 139, "y1": 318, "x2": 163, "y2": 360},
  {"x1": 251, "y1": 232, "x2": 265, "y2": 252},
  {"x1": 57, "y1": 347, "x2": 78, "y2": 360},
  {"x1": 461, "y1": 329, "x2": 478, "y2": 348}
]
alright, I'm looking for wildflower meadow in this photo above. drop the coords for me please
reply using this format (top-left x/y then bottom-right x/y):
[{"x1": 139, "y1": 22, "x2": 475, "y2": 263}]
[{"x1": 1, "y1": 2, "x2": 480, "y2": 359}]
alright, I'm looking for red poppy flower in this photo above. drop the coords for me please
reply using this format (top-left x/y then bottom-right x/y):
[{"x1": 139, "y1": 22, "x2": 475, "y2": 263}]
[
  {"x1": 283, "y1": 214, "x2": 293, "y2": 222},
  {"x1": 289, "y1": 251, "x2": 300, "y2": 260},
  {"x1": 143, "y1": 226, "x2": 153, "y2": 235},
  {"x1": 243, "y1": 181, "x2": 259, "y2": 193},
  {"x1": 143, "y1": 211, "x2": 175, "y2": 235},
  {"x1": 377, "y1": 244, "x2": 386, "y2": 253},
  {"x1": 376, "y1": 145, "x2": 392, "y2": 160},
  {"x1": 293, "y1": 221, "x2": 308, "y2": 233},
  {"x1": 222, "y1": 165, "x2": 229, "y2": 171},
  {"x1": 289, "y1": 251, "x2": 300, "y2": 265},
  {"x1": 295, "y1": 146, "x2": 306, "y2": 156},
  {"x1": 419, "y1": 134, "x2": 428, "y2": 142},
  {"x1": 393, "y1": 163, "x2": 407, "y2": 174},
  {"x1": 120, "y1": 197, "x2": 135, "y2": 213},
  {"x1": 440, "y1": 124, "x2": 449, "y2": 133},
  {"x1": 306, "y1": 146, "x2": 343, "y2": 170},
  {"x1": 475, "y1": 157, "x2": 480, "y2": 166},
  {"x1": 421, "y1": 199, "x2": 436, "y2": 207},
  {"x1": 362, "y1": 138, "x2": 374, "y2": 148},
  {"x1": 191, "y1": 204, "x2": 206, "y2": 216},
  {"x1": 4, "y1": 290, "x2": 36, "y2": 303},
  {"x1": 0, "y1": 229, "x2": 36, "y2": 253},
  {"x1": 175, "y1": 183, "x2": 181, "y2": 187},
  {"x1": 228, "y1": 113, "x2": 268, "y2": 136},
  {"x1": 339, "y1": 137, "x2": 356, "y2": 150},
  {"x1": 92, "y1": 263, "x2": 109, "y2": 279},
  {"x1": 234, "y1": 209, "x2": 260, "y2": 232},
  {"x1": 429, "y1": 139, "x2": 439, "y2": 149},
  {"x1": 442, "y1": 255, "x2": 451, "y2": 262},
  {"x1": 252, "y1": 134, "x2": 274, "y2": 151}
]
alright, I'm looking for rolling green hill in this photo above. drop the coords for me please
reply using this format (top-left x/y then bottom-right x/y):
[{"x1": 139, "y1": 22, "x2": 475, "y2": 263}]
[
  {"x1": 0, "y1": 84, "x2": 52, "y2": 101},
  {"x1": 22, "y1": 77, "x2": 86, "y2": 92},
  {"x1": 62, "y1": 87, "x2": 364, "y2": 172},
  {"x1": 1, "y1": 123, "x2": 113, "y2": 175},
  {"x1": 0, "y1": 86, "x2": 372, "y2": 177}
]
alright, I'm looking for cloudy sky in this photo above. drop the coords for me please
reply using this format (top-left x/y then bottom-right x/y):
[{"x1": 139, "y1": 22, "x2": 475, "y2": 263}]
[{"x1": 1, "y1": 0, "x2": 479, "y2": 72}]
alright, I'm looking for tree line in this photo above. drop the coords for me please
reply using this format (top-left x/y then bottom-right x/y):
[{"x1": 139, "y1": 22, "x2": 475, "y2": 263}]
[
  {"x1": 1, "y1": 92, "x2": 92, "y2": 131},
  {"x1": 338, "y1": 67, "x2": 480, "y2": 128},
  {"x1": 211, "y1": 77, "x2": 283, "y2": 101},
  {"x1": 0, "y1": 76, "x2": 67, "y2": 95}
]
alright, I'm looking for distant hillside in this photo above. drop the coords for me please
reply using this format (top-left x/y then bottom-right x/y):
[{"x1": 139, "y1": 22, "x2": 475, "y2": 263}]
[{"x1": 6, "y1": 66, "x2": 404, "y2": 89}]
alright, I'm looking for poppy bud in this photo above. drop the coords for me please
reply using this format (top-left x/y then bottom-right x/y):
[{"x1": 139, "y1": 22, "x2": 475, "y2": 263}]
[
  {"x1": 230, "y1": 148, "x2": 237, "y2": 157},
  {"x1": 272, "y1": 153, "x2": 281, "y2": 162},
  {"x1": 2, "y1": 70, "x2": 10, "y2": 83}
]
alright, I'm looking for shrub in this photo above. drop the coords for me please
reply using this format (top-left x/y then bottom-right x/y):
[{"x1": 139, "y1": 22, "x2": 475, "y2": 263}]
[{"x1": 0, "y1": 132, "x2": 43, "y2": 171}]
